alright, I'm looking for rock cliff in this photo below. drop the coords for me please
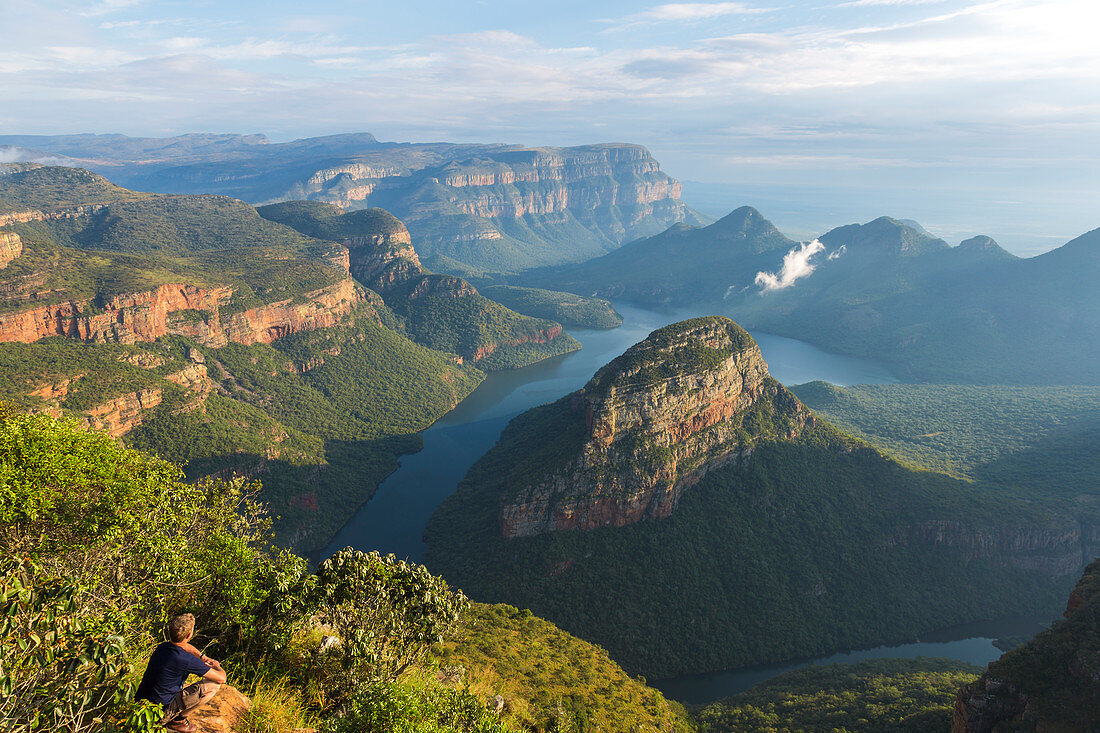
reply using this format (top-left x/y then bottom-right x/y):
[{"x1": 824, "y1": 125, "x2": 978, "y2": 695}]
[
  {"x1": 343, "y1": 219, "x2": 422, "y2": 293},
  {"x1": 84, "y1": 388, "x2": 163, "y2": 437},
  {"x1": 0, "y1": 232, "x2": 22, "y2": 269},
  {"x1": 0, "y1": 278, "x2": 365, "y2": 347},
  {"x1": 953, "y1": 559, "x2": 1100, "y2": 731},
  {"x1": 498, "y1": 316, "x2": 812, "y2": 538}
]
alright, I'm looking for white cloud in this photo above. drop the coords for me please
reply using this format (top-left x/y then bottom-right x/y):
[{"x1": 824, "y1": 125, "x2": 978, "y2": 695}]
[
  {"x1": 755, "y1": 239, "x2": 826, "y2": 291},
  {"x1": 636, "y1": 3, "x2": 771, "y2": 21}
]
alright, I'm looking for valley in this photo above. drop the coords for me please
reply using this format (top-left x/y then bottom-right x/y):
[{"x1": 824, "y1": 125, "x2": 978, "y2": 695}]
[
  {"x1": 0, "y1": 141, "x2": 1096, "y2": 732},
  {"x1": 324, "y1": 302, "x2": 900, "y2": 562}
]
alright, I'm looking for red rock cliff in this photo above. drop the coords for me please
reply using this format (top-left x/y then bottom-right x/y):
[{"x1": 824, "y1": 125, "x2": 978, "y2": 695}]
[
  {"x1": 499, "y1": 317, "x2": 812, "y2": 539},
  {"x1": 0, "y1": 278, "x2": 364, "y2": 347}
]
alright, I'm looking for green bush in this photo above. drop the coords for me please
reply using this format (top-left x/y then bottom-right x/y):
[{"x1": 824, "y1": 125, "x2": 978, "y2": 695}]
[{"x1": 325, "y1": 678, "x2": 515, "y2": 733}]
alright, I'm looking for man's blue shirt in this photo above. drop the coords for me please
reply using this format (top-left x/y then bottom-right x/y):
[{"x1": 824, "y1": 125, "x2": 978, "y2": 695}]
[{"x1": 135, "y1": 642, "x2": 211, "y2": 705}]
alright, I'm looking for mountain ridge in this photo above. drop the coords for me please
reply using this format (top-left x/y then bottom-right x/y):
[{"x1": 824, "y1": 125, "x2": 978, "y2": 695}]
[{"x1": 1, "y1": 132, "x2": 708, "y2": 274}]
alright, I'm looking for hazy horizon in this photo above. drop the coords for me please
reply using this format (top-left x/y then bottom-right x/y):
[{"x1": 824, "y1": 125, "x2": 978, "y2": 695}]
[{"x1": 7, "y1": 0, "x2": 1099, "y2": 256}]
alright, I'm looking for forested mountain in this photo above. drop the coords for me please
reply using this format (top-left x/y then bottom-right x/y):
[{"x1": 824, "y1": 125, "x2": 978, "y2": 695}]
[
  {"x1": 256, "y1": 200, "x2": 581, "y2": 370},
  {"x1": 424, "y1": 317, "x2": 1099, "y2": 679},
  {"x1": 0, "y1": 164, "x2": 576, "y2": 553},
  {"x1": 526, "y1": 207, "x2": 1100, "y2": 383},
  {"x1": 1, "y1": 132, "x2": 708, "y2": 274}
]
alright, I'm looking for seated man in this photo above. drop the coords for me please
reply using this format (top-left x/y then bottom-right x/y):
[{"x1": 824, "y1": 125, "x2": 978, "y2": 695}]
[{"x1": 136, "y1": 613, "x2": 228, "y2": 733}]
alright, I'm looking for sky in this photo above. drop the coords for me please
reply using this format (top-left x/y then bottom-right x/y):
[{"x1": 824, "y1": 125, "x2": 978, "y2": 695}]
[{"x1": 3, "y1": 0, "x2": 1099, "y2": 254}]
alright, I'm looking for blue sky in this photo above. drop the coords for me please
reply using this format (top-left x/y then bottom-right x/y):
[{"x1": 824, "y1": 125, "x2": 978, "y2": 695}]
[{"x1": 3, "y1": 0, "x2": 1099, "y2": 253}]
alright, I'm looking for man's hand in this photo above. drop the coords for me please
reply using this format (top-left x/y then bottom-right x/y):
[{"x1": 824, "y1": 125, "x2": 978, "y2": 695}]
[{"x1": 200, "y1": 656, "x2": 227, "y2": 684}]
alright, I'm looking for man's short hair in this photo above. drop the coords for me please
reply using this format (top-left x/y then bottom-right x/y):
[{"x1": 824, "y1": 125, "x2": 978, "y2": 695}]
[{"x1": 168, "y1": 613, "x2": 196, "y2": 643}]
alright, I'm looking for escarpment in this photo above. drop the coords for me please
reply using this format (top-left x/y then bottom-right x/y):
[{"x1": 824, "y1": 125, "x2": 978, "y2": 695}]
[
  {"x1": 496, "y1": 316, "x2": 813, "y2": 538},
  {"x1": 70, "y1": 137, "x2": 707, "y2": 273},
  {"x1": 257, "y1": 200, "x2": 581, "y2": 369},
  {"x1": 0, "y1": 278, "x2": 365, "y2": 347}
]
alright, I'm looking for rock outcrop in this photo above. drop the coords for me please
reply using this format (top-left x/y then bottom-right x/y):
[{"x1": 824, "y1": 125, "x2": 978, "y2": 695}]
[
  {"x1": 0, "y1": 204, "x2": 107, "y2": 227},
  {"x1": 499, "y1": 317, "x2": 812, "y2": 538},
  {"x1": 190, "y1": 684, "x2": 251, "y2": 733},
  {"x1": 222, "y1": 278, "x2": 364, "y2": 346},
  {"x1": 0, "y1": 232, "x2": 22, "y2": 268},
  {"x1": 343, "y1": 220, "x2": 422, "y2": 293},
  {"x1": 953, "y1": 559, "x2": 1100, "y2": 731},
  {"x1": 84, "y1": 388, "x2": 163, "y2": 437},
  {"x1": 0, "y1": 278, "x2": 364, "y2": 347}
]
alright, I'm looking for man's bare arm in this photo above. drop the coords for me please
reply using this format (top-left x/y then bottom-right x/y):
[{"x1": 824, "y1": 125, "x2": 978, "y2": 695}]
[
  {"x1": 179, "y1": 640, "x2": 227, "y2": 683},
  {"x1": 202, "y1": 662, "x2": 227, "y2": 685}
]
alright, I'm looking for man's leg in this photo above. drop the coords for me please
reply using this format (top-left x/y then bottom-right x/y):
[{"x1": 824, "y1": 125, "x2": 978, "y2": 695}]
[{"x1": 160, "y1": 681, "x2": 222, "y2": 728}]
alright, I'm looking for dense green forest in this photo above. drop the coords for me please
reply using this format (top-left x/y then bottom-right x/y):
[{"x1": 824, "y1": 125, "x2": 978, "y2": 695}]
[
  {"x1": 0, "y1": 409, "x2": 692, "y2": 732},
  {"x1": 478, "y1": 286, "x2": 623, "y2": 329},
  {"x1": 791, "y1": 382, "x2": 1100, "y2": 483},
  {"x1": 696, "y1": 658, "x2": 981, "y2": 732},
  {"x1": 424, "y1": 406, "x2": 1081, "y2": 679}
]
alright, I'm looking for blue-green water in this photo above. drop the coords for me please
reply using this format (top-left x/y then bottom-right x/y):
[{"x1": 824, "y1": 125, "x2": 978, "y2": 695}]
[
  {"x1": 323, "y1": 303, "x2": 899, "y2": 562},
  {"x1": 321, "y1": 303, "x2": 1051, "y2": 704}
]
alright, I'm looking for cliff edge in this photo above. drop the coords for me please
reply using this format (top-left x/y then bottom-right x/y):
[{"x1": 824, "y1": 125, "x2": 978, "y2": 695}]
[
  {"x1": 490, "y1": 316, "x2": 812, "y2": 537},
  {"x1": 954, "y1": 559, "x2": 1100, "y2": 732}
]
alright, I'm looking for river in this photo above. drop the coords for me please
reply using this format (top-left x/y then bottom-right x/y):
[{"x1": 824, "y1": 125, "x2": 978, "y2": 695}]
[
  {"x1": 321, "y1": 304, "x2": 1048, "y2": 705},
  {"x1": 323, "y1": 303, "x2": 900, "y2": 562},
  {"x1": 652, "y1": 615, "x2": 1052, "y2": 705}
]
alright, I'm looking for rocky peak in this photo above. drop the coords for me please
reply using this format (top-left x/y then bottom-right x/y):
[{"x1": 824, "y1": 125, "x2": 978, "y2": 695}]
[{"x1": 499, "y1": 316, "x2": 812, "y2": 538}]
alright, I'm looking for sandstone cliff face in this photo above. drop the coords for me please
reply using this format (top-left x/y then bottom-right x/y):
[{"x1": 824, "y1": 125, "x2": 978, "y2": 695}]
[
  {"x1": 222, "y1": 278, "x2": 364, "y2": 345},
  {"x1": 84, "y1": 388, "x2": 163, "y2": 437},
  {"x1": 292, "y1": 144, "x2": 701, "y2": 269},
  {"x1": 343, "y1": 221, "x2": 422, "y2": 293},
  {"x1": 0, "y1": 204, "x2": 107, "y2": 227},
  {"x1": 0, "y1": 232, "x2": 22, "y2": 269},
  {"x1": 499, "y1": 317, "x2": 812, "y2": 538},
  {"x1": 0, "y1": 283, "x2": 232, "y2": 345},
  {"x1": 0, "y1": 278, "x2": 364, "y2": 347},
  {"x1": 438, "y1": 146, "x2": 681, "y2": 218},
  {"x1": 467, "y1": 324, "x2": 563, "y2": 363},
  {"x1": 891, "y1": 520, "x2": 1100, "y2": 578}
]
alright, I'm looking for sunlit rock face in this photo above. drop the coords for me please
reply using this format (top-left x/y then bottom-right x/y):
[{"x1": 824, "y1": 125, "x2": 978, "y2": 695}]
[{"x1": 499, "y1": 316, "x2": 813, "y2": 538}]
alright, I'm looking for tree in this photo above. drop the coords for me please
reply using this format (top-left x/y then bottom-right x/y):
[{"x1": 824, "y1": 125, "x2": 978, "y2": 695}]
[{"x1": 309, "y1": 548, "x2": 469, "y2": 707}]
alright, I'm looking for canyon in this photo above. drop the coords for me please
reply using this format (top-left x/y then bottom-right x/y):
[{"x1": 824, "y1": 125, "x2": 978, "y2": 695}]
[
  {"x1": 425, "y1": 315, "x2": 1098, "y2": 679},
  {"x1": 6, "y1": 134, "x2": 708, "y2": 273}
]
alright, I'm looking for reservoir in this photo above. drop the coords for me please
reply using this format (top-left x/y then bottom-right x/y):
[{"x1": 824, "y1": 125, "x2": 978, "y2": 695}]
[
  {"x1": 652, "y1": 615, "x2": 1052, "y2": 705},
  {"x1": 322, "y1": 302, "x2": 1049, "y2": 704},
  {"x1": 323, "y1": 302, "x2": 900, "y2": 562}
]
